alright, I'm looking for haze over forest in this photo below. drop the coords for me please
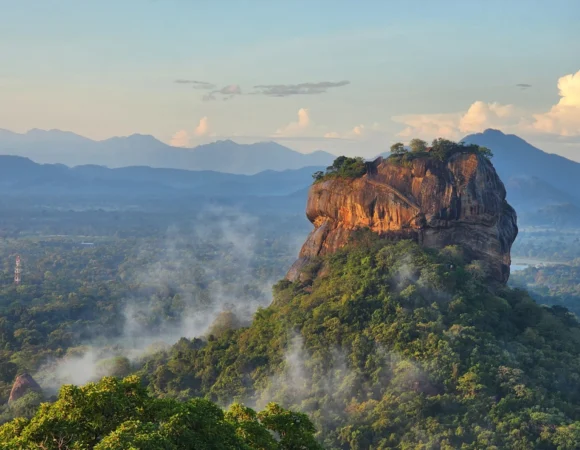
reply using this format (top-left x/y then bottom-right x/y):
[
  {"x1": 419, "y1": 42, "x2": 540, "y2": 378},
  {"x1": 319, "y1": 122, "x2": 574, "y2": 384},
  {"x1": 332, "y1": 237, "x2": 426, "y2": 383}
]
[{"x1": 1, "y1": 1, "x2": 580, "y2": 449}]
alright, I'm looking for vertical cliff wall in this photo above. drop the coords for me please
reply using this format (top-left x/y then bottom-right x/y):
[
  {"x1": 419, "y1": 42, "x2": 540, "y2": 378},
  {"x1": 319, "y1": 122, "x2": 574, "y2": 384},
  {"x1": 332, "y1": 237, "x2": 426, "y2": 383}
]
[{"x1": 287, "y1": 152, "x2": 518, "y2": 283}]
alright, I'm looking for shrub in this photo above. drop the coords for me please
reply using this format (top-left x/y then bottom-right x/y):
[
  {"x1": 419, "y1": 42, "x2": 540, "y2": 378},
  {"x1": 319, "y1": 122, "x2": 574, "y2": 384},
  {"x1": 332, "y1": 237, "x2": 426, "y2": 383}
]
[{"x1": 313, "y1": 156, "x2": 367, "y2": 183}]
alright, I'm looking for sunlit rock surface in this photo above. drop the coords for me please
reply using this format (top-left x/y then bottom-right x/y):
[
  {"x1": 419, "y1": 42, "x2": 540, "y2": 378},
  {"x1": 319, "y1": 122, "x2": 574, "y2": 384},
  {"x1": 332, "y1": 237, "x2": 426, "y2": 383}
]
[{"x1": 287, "y1": 153, "x2": 518, "y2": 284}]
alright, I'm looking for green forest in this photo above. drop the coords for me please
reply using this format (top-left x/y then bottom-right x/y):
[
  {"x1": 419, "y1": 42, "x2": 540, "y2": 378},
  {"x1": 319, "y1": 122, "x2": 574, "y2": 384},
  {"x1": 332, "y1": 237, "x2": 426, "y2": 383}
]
[
  {"x1": 0, "y1": 217, "x2": 304, "y2": 418},
  {"x1": 1, "y1": 176, "x2": 580, "y2": 448},
  {"x1": 0, "y1": 376, "x2": 321, "y2": 449},
  {"x1": 2, "y1": 1, "x2": 579, "y2": 447},
  {"x1": 130, "y1": 234, "x2": 580, "y2": 449},
  {"x1": 511, "y1": 263, "x2": 580, "y2": 316}
]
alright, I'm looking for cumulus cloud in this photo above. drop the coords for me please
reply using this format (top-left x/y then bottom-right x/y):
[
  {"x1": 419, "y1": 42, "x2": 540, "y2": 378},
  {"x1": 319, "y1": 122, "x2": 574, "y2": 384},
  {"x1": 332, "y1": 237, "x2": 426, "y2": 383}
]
[
  {"x1": 391, "y1": 70, "x2": 580, "y2": 142},
  {"x1": 170, "y1": 130, "x2": 191, "y2": 147},
  {"x1": 459, "y1": 101, "x2": 520, "y2": 133},
  {"x1": 274, "y1": 108, "x2": 311, "y2": 136},
  {"x1": 351, "y1": 124, "x2": 365, "y2": 136},
  {"x1": 174, "y1": 80, "x2": 216, "y2": 90},
  {"x1": 194, "y1": 116, "x2": 209, "y2": 136},
  {"x1": 253, "y1": 80, "x2": 350, "y2": 97},
  {"x1": 169, "y1": 117, "x2": 210, "y2": 146},
  {"x1": 324, "y1": 122, "x2": 386, "y2": 143},
  {"x1": 393, "y1": 112, "x2": 461, "y2": 140},
  {"x1": 393, "y1": 101, "x2": 526, "y2": 141},
  {"x1": 533, "y1": 70, "x2": 580, "y2": 136}
]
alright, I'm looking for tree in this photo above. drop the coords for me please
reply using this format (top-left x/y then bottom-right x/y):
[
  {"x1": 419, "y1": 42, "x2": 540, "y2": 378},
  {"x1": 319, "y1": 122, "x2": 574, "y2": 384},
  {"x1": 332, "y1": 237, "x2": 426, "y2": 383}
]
[
  {"x1": 478, "y1": 145, "x2": 494, "y2": 159},
  {"x1": 95, "y1": 356, "x2": 132, "y2": 379},
  {"x1": 258, "y1": 403, "x2": 323, "y2": 450},
  {"x1": 0, "y1": 376, "x2": 321, "y2": 449},
  {"x1": 226, "y1": 403, "x2": 279, "y2": 450},
  {"x1": 315, "y1": 156, "x2": 367, "y2": 182},
  {"x1": 312, "y1": 171, "x2": 324, "y2": 182},
  {"x1": 409, "y1": 138, "x2": 427, "y2": 153},
  {"x1": 390, "y1": 142, "x2": 407, "y2": 156}
]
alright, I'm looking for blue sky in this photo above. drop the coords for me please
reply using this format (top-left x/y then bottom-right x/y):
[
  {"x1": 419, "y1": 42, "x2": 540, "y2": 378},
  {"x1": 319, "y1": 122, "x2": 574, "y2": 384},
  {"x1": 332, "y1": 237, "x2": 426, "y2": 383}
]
[{"x1": 1, "y1": 0, "x2": 579, "y2": 158}]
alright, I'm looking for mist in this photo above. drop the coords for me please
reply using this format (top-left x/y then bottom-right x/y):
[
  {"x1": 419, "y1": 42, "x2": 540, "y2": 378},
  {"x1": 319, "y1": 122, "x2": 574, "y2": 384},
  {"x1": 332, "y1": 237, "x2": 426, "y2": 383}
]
[
  {"x1": 252, "y1": 330, "x2": 433, "y2": 434},
  {"x1": 34, "y1": 206, "x2": 304, "y2": 392}
]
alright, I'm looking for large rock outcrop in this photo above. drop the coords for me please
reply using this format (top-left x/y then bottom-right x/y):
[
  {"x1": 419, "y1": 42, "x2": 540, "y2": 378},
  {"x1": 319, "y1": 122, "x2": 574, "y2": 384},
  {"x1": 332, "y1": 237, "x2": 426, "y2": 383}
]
[
  {"x1": 287, "y1": 152, "x2": 518, "y2": 283},
  {"x1": 8, "y1": 373, "x2": 42, "y2": 404}
]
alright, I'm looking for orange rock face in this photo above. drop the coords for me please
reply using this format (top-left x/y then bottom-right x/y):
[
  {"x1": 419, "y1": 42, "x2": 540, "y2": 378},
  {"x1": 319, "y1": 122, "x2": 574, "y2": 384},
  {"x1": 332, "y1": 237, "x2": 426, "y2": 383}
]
[
  {"x1": 287, "y1": 153, "x2": 518, "y2": 284},
  {"x1": 8, "y1": 373, "x2": 42, "y2": 404}
]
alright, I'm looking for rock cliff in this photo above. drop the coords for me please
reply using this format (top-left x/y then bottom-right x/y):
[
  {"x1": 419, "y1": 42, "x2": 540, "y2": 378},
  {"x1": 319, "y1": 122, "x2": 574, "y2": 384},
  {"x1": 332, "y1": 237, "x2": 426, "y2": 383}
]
[
  {"x1": 287, "y1": 152, "x2": 518, "y2": 283},
  {"x1": 8, "y1": 373, "x2": 43, "y2": 404}
]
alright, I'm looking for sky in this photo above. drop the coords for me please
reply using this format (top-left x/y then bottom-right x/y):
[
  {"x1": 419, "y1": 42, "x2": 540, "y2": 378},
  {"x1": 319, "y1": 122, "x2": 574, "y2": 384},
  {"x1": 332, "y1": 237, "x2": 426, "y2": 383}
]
[{"x1": 1, "y1": 0, "x2": 580, "y2": 159}]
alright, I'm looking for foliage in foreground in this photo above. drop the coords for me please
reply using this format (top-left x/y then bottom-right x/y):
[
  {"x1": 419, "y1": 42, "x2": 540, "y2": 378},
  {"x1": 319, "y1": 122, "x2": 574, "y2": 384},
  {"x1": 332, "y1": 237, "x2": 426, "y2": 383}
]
[
  {"x1": 141, "y1": 234, "x2": 580, "y2": 449},
  {"x1": 0, "y1": 375, "x2": 321, "y2": 450}
]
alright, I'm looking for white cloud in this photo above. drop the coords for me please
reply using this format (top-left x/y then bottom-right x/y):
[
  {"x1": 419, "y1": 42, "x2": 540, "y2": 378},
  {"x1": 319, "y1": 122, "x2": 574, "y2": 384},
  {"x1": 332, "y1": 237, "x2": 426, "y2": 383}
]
[
  {"x1": 533, "y1": 70, "x2": 580, "y2": 136},
  {"x1": 274, "y1": 108, "x2": 311, "y2": 136},
  {"x1": 393, "y1": 102, "x2": 526, "y2": 141},
  {"x1": 459, "y1": 101, "x2": 520, "y2": 133},
  {"x1": 393, "y1": 112, "x2": 462, "y2": 140},
  {"x1": 170, "y1": 130, "x2": 190, "y2": 147},
  {"x1": 194, "y1": 116, "x2": 209, "y2": 136},
  {"x1": 352, "y1": 124, "x2": 364, "y2": 136},
  {"x1": 169, "y1": 116, "x2": 210, "y2": 146},
  {"x1": 324, "y1": 122, "x2": 383, "y2": 140},
  {"x1": 391, "y1": 70, "x2": 580, "y2": 143}
]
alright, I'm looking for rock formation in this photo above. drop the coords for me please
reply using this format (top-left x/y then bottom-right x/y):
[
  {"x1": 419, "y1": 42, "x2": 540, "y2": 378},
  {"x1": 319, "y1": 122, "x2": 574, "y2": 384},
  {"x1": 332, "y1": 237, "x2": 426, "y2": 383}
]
[
  {"x1": 8, "y1": 373, "x2": 43, "y2": 404},
  {"x1": 287, "y1": 152, "x2": 518, "y2": 283}
]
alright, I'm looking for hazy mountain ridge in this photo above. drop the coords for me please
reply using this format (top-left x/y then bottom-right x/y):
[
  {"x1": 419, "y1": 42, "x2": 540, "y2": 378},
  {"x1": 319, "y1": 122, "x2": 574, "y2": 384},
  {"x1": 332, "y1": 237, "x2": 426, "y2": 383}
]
[
  {"x1": 0, "y1": 129, "x2": 335, "y2": 175},
  {"x1": 0, "y1": 155, "x2": 322, "y2": 198},
  {"x1": 461, "y1": 129, "x2": 580, "y2": 225},
  {"x1": 3, "y1": 128, "x2": 580, "y2": 226}
]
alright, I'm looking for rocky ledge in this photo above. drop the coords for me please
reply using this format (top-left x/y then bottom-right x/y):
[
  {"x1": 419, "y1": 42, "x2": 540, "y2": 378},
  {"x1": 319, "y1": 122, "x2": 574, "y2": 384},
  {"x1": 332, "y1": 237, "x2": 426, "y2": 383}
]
[
  {"x1": 287, "y1": 152, "x2": 518, "y2": 284},
  {"x1": 8, "y1": 373, "x2": 42, "y2": 404}
]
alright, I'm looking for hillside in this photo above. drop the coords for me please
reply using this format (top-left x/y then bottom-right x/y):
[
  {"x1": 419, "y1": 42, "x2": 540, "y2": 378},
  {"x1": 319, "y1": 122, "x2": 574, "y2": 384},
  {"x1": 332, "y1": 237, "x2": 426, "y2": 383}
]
[
  {"x1": 0, "y1": 129, "x2": 334, "y2": 174},
  {"x1": 139, "y1": 236, "x2": 580, "y2": 449},
  {"x1": 133, "y1": 149, "x2": 580, "y2": 449},
  {"x1": 0, "y1": 147, "x2": 579, "y2": 448}
]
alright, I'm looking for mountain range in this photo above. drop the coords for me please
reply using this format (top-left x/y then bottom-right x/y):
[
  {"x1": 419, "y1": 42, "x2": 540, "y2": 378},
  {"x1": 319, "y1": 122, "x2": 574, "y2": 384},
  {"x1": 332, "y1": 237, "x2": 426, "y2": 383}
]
[
  {"x1": 0, "y1": 128, "x2": 334, "y2": 175},
  {"x1": 2, "y1": 128, "x2": 580, "y2": 227},
  {"x1": 462, "y1": 129, "x2": 580, "y2": 225},
  {"x1": 0, "y1": 155, "x2": 321, "y2": 200}
]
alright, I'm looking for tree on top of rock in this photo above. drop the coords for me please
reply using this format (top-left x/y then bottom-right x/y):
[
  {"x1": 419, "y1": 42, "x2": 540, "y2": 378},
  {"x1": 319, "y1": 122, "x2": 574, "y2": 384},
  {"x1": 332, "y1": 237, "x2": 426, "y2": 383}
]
[{"x1": 390, "y1": 142, "x2": 408, "y2": 156}]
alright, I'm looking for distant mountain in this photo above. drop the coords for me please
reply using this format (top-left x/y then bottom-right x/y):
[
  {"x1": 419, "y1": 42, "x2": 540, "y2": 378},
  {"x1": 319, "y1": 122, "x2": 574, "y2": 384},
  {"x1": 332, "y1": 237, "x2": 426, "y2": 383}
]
[
  {"x1": 463, "y1": 129, "x2": 580, "y2": 201},
  {"x1": 461, "y1": 129, "x2": 580, "y2": 226},
  {"x1": 373, "y1": 130, "x2": 580, "y2": 226},
  {"x1": 0, "y1": 129, "x2": 335, "y2": 174},
  {"x1": 6, "y1": 128, "x2": 580, "y2": 227},
  {"x1": 503, "y1": 176, "x2": 578, "y2": 209},
  {"x1": 0, "y1": 155, "x2": 321, "y2": 199}
]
